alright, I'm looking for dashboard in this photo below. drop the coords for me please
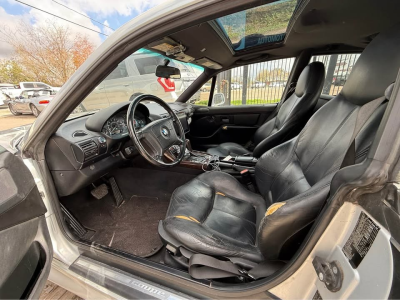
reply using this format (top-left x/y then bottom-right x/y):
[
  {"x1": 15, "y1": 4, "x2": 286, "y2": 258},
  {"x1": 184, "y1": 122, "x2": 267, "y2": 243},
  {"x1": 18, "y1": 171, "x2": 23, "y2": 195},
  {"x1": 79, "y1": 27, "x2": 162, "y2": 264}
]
[{"x1": 45, "y1": 100, "x2": 194, "y2": 197}]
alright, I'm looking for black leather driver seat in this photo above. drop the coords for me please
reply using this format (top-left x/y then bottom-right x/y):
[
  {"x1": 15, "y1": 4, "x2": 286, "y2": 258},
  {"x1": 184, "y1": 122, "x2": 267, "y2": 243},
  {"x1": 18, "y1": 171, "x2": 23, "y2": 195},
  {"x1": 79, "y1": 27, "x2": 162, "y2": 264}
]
[
  {"x1": 207, "y1": 61, "x2": 325, "y2": 158},
  {"x1": 159, "y1": 24, "x2": 400, "y2": 264}
]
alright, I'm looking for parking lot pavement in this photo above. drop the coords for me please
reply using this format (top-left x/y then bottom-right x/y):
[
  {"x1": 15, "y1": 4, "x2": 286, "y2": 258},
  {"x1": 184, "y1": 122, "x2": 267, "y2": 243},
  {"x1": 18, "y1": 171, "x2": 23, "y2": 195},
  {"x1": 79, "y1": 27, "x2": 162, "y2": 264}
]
[{"x1": 0, "y1": 109, "x2": 36, "y2": 131}]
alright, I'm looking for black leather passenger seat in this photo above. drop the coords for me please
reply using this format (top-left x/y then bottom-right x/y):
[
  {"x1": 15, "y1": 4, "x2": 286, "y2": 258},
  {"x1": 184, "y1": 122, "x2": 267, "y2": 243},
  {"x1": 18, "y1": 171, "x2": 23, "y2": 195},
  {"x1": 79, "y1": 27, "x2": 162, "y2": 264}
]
[{"x1": 207, "y1": 61, "x2": 325, "y2": 158}]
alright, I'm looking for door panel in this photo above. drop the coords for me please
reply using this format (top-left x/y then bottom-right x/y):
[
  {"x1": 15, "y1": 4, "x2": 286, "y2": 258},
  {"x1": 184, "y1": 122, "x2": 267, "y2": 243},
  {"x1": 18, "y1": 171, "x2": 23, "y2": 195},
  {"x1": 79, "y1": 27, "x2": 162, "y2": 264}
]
[
  {"x1": 189, "y1": 104, "x2": 276, "y2": 150},
  {"x1": 0, "y1": 146, "x2": 52, "y2": 299}
]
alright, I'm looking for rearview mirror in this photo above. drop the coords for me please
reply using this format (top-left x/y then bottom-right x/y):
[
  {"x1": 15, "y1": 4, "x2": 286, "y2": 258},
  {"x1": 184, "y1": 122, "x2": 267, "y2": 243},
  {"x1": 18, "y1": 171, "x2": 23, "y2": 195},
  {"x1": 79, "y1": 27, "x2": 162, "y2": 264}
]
[
  {"x1": 212, "y1": 93, "x2": 226, "y2": 106},
  {"x1": 156, "y1": 65, "x2": 181, "y2": 79}
]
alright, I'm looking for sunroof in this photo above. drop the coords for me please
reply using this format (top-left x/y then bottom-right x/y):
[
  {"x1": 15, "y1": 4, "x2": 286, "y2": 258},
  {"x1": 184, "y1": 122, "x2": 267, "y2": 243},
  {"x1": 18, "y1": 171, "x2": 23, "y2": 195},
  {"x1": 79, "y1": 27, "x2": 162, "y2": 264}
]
[{"x1": 216, "y1": 0, "x2": 297, "y2": 51}]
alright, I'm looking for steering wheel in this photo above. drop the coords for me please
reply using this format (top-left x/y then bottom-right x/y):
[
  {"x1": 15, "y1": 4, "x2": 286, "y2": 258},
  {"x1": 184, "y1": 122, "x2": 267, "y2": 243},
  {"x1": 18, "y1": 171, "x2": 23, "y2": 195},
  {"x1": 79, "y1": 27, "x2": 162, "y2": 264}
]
[{"x1": 127, "y1": 94, "x2": 186, "y2": 167}]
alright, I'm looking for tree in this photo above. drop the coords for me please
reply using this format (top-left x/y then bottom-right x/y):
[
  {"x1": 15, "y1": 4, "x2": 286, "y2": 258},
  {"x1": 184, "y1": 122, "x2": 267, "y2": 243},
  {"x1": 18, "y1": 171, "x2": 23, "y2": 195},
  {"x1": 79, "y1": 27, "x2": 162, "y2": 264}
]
[
  {"x1": 72, "y1": 34, "x2": 95, "y2": 69},
  {"x1": 0, "y1": 59, "x2": 34, "y2": 83},
  {"x1": 256, "y1": 68, "x2": 289, "y2": 83},
  {"x1": 0, "y1": 20, "x2": 95, "y2": 86}
]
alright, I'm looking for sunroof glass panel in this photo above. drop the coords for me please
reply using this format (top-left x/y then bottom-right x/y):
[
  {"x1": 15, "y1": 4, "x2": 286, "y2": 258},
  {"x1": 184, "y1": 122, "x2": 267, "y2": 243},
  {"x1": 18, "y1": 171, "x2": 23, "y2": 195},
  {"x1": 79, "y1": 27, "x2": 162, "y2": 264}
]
[{"x1": 217, "y1": 0, "x2": 297, "y2": 51}]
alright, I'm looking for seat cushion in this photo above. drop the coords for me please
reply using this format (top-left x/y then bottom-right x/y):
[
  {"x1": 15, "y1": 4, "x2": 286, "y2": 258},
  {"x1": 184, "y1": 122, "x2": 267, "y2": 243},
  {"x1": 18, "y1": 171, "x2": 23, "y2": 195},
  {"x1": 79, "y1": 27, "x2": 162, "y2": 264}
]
[
  {"x1": 207, "y1": 142, "x2": 251, "y2": 157},
  {"x1": 162, "y1": 171, "x2": 266, "y2": 262}
]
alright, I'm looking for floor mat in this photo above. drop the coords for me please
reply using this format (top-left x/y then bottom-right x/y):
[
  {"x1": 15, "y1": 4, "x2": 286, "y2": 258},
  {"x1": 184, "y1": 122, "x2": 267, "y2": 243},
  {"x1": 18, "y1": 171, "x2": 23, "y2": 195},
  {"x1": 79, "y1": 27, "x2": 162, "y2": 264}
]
[{"x1": 61, "y1": 167, "x2": 196, "y2": 257}]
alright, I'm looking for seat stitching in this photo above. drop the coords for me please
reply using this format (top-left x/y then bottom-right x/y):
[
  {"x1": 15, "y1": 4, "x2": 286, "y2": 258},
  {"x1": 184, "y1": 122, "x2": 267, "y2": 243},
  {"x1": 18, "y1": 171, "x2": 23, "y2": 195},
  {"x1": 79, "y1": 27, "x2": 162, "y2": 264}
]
[{"x1": 202, "y1": 188, "x2": 215, "y2": 224}]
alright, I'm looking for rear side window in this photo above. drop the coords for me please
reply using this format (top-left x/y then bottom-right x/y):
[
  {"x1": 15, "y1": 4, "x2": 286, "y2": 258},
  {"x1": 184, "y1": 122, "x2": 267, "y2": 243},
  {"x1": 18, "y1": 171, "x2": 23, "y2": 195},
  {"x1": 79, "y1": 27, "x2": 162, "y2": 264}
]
[
  {"x1": 311, "y1": 54, "x2": 360, "y2": 96},
  {"x1": 23, "y1": 83, "x2": 34, "y2": 88},
  {"x1": 135, "y1": 56, "x2": 164, "y2": 75},
  {"x1": 37, "y1": 83, "x2": 49, "y2": 88}
]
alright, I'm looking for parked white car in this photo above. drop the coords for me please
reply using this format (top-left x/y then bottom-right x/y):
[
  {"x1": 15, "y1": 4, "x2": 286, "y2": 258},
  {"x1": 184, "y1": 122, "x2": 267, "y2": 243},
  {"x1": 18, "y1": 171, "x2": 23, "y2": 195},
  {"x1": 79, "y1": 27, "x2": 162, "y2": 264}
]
[
  {"x1": 83, "y1": 51, "x2": 200, "y2": 111},
  {"x1": 11, "y1": 82, "x2": 61, "y2": 98}
]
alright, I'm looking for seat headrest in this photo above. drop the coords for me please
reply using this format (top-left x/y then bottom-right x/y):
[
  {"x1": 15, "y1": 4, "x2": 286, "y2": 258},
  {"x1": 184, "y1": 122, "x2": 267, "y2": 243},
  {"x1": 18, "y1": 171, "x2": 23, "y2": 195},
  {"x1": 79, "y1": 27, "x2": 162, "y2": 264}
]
[
  {"x1": 295, "y1": 61, "x2": 325, "y2": 97},
  {"x1": 341, "y1": 23, "x2": 400, "y2": 105}
]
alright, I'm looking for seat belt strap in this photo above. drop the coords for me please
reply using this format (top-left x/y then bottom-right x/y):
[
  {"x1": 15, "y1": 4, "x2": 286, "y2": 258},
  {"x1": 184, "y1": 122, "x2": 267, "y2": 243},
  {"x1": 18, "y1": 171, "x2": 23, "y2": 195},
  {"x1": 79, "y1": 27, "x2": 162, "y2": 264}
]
[
  {"x1": 340, "y1": 95, "x2": 387, "y2": 169},
  {"x1": 189, "y1": 254, "x2": 248, "y2": 279}
]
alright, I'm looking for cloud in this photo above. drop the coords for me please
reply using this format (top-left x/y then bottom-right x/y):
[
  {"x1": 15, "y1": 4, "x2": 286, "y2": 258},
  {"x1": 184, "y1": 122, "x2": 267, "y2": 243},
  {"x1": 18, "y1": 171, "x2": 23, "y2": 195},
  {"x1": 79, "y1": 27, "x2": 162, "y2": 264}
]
[
  {"x1": 102, "y1": 20, "x2": 114, "y2": 36},
  {"x1": 64, "y1": 0, "x2": 169, "y2": 18},
  {"x1": 0, "y1": 7, "x2": 26, "y2": 58},
  {"x1": 0, "y1": 0, "x2": 169, "y2": 58}
]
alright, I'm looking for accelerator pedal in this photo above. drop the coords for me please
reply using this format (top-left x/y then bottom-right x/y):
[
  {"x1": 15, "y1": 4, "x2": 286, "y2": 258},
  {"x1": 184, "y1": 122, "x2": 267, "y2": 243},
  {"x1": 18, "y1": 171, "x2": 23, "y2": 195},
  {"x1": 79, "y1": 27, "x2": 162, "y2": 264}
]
[
  {"x1": 109, "y1": 177, "x2": 124, "y2": 207},
  {"x1": 60, "y1": 203, "x2": 95, "y2": 239},
  {"x1": 90, "y1": 183, "x2": 108, "y2": 200}
]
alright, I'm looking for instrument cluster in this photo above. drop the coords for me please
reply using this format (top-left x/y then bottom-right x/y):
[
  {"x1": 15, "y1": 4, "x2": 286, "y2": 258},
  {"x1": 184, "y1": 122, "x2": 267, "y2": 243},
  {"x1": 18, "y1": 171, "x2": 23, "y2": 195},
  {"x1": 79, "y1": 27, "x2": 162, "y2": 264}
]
[{"x1": 102, "y1": 111, "x2": 146, "y2": 137}]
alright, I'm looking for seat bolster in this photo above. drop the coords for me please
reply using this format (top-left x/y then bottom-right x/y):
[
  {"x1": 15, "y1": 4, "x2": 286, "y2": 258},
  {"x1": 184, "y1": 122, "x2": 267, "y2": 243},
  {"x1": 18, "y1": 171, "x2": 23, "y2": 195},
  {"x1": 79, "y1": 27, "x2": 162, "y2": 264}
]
[
  {"x1": 207, "y1": 142, "x2": 251, "y2": 157},
  {"x1": 257, "y1": 177, "x2": 331, "y2": 260},
  {"x1": 253, "y1": 124, "x2": 293, "y2": 158},
  {"x1": 197, "y1": 172, "x2": 266, "y2": 210},
  {"x1": 163, "y1": 218, "x2": 265, "y2": 262}
]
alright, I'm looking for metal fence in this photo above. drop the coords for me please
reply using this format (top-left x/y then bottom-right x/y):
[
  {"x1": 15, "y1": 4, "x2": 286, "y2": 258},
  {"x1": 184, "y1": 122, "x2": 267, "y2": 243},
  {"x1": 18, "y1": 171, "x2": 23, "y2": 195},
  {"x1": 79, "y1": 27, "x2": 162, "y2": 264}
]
[
  {"x1": 210, "y1": 53, "x2": 360, "y2": 106},
  {"x1": 215, "y1": 58, "x2": 295, "y2": 105},
  {"x1": 312, "y1": 53, "x2": 360, "y2": 96}
]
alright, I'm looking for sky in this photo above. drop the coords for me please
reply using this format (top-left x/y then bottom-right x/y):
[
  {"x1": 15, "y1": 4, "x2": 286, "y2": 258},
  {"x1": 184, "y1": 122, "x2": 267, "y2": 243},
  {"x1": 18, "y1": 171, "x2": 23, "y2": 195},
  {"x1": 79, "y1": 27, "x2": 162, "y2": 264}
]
[{"x1": 0, "y1": 0, "x2": 169, "y2": 58}]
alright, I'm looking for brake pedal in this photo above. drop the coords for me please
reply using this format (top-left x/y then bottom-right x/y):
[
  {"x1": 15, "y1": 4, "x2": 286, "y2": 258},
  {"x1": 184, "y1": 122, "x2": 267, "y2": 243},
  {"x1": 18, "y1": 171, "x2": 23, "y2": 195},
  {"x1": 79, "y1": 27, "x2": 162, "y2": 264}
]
[
  {"x1": 109, "y1": 177, "x2": 124, "y2": 207},
  {"x1": 91, "y1": 183, "x2": 108, "y2": 199},
  {"x1": 60, "y1": 204, "x2": 95, "y2": 239}
]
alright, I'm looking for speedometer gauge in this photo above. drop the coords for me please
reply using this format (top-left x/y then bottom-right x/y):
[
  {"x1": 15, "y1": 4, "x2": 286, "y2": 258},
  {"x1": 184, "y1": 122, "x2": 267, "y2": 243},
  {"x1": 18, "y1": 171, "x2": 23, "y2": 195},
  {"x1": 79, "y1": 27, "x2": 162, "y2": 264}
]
[{"x1": 102, "y1": 111, "x2": 145, "y2": 137}]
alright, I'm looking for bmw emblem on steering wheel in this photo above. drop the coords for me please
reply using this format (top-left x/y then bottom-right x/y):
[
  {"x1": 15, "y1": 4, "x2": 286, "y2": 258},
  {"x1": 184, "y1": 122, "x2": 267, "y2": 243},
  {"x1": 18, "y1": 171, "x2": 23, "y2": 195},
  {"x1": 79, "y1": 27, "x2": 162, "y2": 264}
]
[{"x1": 161, "y1": 127, "x2": 169, "y2": 137}]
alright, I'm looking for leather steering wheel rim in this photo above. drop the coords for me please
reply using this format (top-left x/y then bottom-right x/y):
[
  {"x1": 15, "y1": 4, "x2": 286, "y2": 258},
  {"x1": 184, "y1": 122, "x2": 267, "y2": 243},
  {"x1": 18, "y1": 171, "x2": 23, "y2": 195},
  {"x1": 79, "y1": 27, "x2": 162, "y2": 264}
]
[{"x1": 127, "y1": 94, "x2": 186, "y2": 167}]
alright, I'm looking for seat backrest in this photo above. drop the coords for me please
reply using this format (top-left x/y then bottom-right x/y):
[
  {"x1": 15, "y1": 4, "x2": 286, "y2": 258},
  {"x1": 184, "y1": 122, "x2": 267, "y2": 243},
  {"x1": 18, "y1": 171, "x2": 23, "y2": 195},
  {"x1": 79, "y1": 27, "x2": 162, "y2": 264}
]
[
  {"x1": 252, "y1": 62, "x2": 325, "y2": 157},
  {"x1": 254, "y1": 23, "x2": 400, "y2": 260}
]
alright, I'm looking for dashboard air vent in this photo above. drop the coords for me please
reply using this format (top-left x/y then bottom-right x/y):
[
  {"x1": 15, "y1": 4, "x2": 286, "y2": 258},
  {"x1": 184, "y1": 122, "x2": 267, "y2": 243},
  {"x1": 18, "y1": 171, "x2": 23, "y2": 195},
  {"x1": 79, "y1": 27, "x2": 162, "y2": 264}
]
[
  {"x1": 72, "y1": 130, "x2": 88, "y2": 137},
  {"x1": 78, "y1": 139, "x2": 98, "y2": 161}
]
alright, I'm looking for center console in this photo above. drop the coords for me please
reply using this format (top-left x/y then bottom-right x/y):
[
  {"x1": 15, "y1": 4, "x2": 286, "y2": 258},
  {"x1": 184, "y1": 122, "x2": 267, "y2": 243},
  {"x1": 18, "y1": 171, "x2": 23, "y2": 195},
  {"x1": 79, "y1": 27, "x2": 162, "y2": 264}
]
[
  {"x1": 165, "y1": 141, "x2": 216, "y2": 170},
  {"x1": 165, "y1": 140, "x2": 258, "y2": 175}
]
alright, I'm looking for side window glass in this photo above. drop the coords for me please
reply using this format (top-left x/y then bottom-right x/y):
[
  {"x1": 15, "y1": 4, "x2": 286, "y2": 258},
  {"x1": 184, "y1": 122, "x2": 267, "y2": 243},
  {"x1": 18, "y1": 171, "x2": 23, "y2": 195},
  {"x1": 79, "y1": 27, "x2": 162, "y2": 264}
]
[
  {"x1": 194, "y1": 79, "x2": 213, "y2": 106},
  {"x1": 211, "y1": 58, "x2": 295, "y2": 106},
  {"x1": 105, "y1": 61, "x2": 129, "y2": 80},
  {"x1": 312, "y1": 54, "x2": 360, "y2": 96}
]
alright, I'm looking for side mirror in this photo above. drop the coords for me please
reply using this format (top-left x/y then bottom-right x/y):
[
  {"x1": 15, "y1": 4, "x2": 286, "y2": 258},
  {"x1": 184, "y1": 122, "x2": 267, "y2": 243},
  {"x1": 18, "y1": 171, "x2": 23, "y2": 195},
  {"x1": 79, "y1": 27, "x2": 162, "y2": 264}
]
[
  {"x1": 156, "y1": 65, "x2": 181, "y2": 79},
  {"x1": 212, "y1": 93, "x2": 226, "y2": 106}
]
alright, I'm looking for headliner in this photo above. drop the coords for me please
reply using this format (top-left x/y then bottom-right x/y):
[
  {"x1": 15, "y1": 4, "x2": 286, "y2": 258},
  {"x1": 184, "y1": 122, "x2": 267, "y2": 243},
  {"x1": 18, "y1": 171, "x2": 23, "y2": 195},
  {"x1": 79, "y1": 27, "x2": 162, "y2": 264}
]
[{"x1": 146, "y1": 0, "x2": 400, "y2": 72}]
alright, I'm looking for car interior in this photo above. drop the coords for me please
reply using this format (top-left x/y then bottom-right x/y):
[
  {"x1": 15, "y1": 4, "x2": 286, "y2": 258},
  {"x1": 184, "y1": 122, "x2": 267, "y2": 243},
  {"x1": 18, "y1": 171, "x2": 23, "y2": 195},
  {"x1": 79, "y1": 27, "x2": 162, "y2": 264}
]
[{"x1": 43, "y1": 0, "x2": 400, "y2": 284}]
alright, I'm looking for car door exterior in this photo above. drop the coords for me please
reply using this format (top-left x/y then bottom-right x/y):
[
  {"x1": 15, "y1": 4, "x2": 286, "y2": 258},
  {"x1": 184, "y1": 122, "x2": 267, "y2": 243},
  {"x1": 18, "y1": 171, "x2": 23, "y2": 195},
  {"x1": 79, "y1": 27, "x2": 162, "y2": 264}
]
[
  {"x1": 16, "y1": 91, "x2": 31, "y2": 112},
  {"x1": 82, "y1": 82, "x2": 109, "y2": 111},
  {"x1": 0, "y1": 147, "x2": 52, "y2": 299},
  {"x1": 103, "y1": 60, "x2": 135, "y2": 104}
]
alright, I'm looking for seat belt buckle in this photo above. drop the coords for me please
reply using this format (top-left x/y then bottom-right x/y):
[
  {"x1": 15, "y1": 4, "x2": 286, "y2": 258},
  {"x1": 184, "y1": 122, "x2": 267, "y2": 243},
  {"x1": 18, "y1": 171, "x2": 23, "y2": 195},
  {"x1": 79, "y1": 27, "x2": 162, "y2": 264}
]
[
  {"x1": 240, "y1": 169, "x2": 256, "y2": 192},
  {"x1": 238, "y1": 269, "x2": 255, "y2": 280}
]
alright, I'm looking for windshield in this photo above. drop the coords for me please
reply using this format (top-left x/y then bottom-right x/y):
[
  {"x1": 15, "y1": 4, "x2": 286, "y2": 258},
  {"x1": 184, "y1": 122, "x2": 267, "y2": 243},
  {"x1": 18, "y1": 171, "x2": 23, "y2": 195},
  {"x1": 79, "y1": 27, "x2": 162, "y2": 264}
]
[{"x1": 70, "y1": 48, "x2": 203, "y2": 117}]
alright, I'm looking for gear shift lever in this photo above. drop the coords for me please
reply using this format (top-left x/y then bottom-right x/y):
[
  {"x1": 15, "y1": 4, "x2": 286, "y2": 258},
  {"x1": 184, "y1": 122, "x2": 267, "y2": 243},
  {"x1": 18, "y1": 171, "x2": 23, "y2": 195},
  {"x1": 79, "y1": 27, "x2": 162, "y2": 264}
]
[{"x1": 185, "y1": 139, "x2": 193, "y2": 152}]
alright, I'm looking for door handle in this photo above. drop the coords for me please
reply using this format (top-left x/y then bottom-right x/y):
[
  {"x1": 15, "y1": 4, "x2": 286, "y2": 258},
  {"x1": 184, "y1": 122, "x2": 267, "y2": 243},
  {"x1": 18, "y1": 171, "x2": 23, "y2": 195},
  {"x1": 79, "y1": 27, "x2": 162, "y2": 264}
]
[
  {"x1": 123, "y1": 84, "x2": 130, "y2": 87},
  {"x1": 221, "y1": 118, "x2": 229, "y2": 123}
]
